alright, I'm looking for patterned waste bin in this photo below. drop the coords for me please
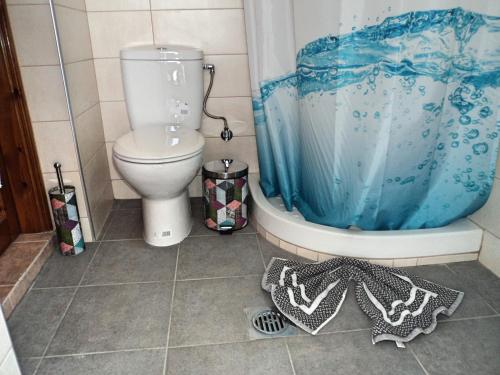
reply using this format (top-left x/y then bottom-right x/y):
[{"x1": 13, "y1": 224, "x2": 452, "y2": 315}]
[{"x1": 202, "y1": 159, "x2": 248, "y2": 232}]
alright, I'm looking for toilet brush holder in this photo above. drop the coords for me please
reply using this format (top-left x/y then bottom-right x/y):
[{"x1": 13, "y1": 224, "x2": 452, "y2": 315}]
[{"x1": 49, "y1": 163, "x2": 85, "y2": 255}]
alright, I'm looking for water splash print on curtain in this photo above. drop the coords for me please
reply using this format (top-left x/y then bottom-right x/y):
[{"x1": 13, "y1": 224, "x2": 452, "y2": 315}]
[{"x1": 244, "y1": 1, "x2": 500, "y2": 230}]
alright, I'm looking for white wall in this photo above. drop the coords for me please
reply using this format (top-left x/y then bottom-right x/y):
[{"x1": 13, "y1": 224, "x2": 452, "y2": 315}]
[
  {"x1": 0, "y1": 309, "x2": 21, "y2": 375},
  {"x1": 471, "y1": 151, "x2": 500, "y2": 276},
  {"x1": 85, "y1": 0, "x2": 258, "y2": 198}
]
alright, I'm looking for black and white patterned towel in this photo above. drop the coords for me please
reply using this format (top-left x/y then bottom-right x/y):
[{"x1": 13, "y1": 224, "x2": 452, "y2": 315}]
[{"x1": 263, "y1": 257, "x2": 463, "y2": 346}]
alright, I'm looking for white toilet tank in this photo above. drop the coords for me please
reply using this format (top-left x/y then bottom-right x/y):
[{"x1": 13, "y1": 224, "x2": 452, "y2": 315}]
[{"x1": 120, "y1": 45, "x2": 203, "y2": 130}]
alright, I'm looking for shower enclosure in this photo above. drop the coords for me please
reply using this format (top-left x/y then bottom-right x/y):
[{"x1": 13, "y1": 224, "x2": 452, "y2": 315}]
[{"x1": 244, "y1": 0, "x2": 500, "y2": 260}]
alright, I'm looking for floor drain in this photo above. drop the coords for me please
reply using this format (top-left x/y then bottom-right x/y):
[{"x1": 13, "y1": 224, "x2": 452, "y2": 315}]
[{"x1": 252, "y1": 309, "x2": 289, "y2": 335}]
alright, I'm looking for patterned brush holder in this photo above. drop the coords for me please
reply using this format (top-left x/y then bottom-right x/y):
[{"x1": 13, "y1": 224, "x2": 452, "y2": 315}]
[
  {"x1": 49, "y1": 185, "x2": 85, "y2": 255},
  {"x1": 202, "y1": 159, "x2": 249, "y2": 232}
]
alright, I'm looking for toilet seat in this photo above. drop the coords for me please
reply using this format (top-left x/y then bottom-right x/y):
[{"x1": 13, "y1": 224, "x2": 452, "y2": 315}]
[{"x1": 113, "y1": 124, "x2": 205, "y2": 164}]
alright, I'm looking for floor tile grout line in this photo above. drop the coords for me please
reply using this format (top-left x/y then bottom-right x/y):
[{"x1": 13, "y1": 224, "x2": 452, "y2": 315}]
[
  {"x1": 23, "y1": 240, "x2": 55, "y2": 296},
  {"x1": 32, "y1": 241, "x2": 103, "y2": 375},
  {"x1": 188, "y1": 232, "x2": 257, "y2": 238},
  {"x1": 439, "y1": 314, "x2": 500, "y2": 323},
  {"x1": 167, "y1": 335, "x2": 288, "y2": 350},
  {"x1": 285, "y1": 341, "x2": 297, "y2": 375},
  {"x1": 177, "y1": 274, "x2": 262, "y2": 282},
  {"x1": 32, "y1": 280, "x2": 166, "y2": 290},
  {"x1": 21, "y1": 324, "x2": 392, "y2": 362},
  {"x1": 162, "y1": 243, "x2": 180, "y2": 375},
  {"x1": 166, "y1": 327, "x2": 373, "y2": 350},
  {"x1": 20, "y1": 345, "x2": 167, "y2": 361},
  {"x1": 30, "y1": 285, "x2": 80, "y2": 291},
  {"x1": 99, "y1": 237, "x2": 147, "y2": 242},
  {"x1": 30, "y1": 274, "x2": 263, "y2": 290},
  {"x1": 255, "y1": 234, "x2": 268, "y2": 270},
  {"x1": 42, "y1": 346, "x2": 167, "y2": 359},
  {"x1": 75, "y1": 280, "x2": 167, "y2": 288},
  {"x1": 444, "y1": 263, "x2": 499, "y2": 314},
  {"x1": 407, "y1": 344, "x2": 430, "y2": 375},
  {"x1": 29, "y1": 358, "x2": 43, "y2": 375},
  {"x1": 29, "y1": 241, "x2": 97, "y2": 290},
  {"x1": 99, "y1": 206, "x2": 119, "y2": 240},
  {"x1": 314, "y1": 327, "x2": 372, "y2": 336}
]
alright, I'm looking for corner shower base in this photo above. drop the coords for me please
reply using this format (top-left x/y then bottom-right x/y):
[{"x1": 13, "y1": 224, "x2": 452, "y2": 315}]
[{"x1": 249, "y1": 175, "x2": 482, "y2": 266}]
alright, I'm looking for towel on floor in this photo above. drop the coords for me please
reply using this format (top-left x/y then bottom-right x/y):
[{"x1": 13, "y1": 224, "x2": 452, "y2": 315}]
[{"x1": 262, "y1": 257, "x2": 463, "y2": 346}]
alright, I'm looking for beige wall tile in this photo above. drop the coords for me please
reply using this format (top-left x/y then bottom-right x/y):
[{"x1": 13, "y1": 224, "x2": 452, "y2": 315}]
[
  {"x1": 55, "y1": 0, "x2": 86, "y2": 10},
  {"x1": 265, "y1": 232, "x2": 280, "y2": 247},
  {"x1": 32, "y1": 121, "x2": 79, "y2": 173},
  {"x1": 7, "y1": 4, "x2": 59, "y2": 66},
  {"x1": 203, "y1": 54, "x2": 251, "y2": 97},
  {"x1": 74, "y1": 104, "x2": 105, "y2": 167},
  {"x1": 54, "y1": 5, "x2": 93, "y2": 63},
  {"x1": 188, "y1": 175, "x2": 202, "y2": 197},
  {"x1": 106, "y1": 142, "x2": 121, "y2": 179},
  {"x1": 87, "y1": 11, "x2": 153, "y2": 58},
  {"x1": 279, "y1": 240, "x2": 297, "y2": 254},
  {"x1": 152, "y1": 9, "x2": 246, "y2": 54},
  {"x1": 318, "y1": 253, "x2": 336, "y2": 262},
  {"x1": 65, "y1": 59, "x2": 100, "y2": 116},
  {"x1": 151, "y1": 0, "x2": 242, "y2": 9},
  {"x1": 204, "y1": 136, "x2": 259, "y2": 173},
  {"x1": 479, "y1": 231, "x2": 500, "y2": 277},
  {"x1": 201, "y1": 97, "x2": 254, "y2": 137},
  {"x1": 83, "y1": 145, "x2": 111, "y2": 213},
  {"x1": 101, "y1": 101, "x2": 131, "y2": 142},
  {"x1": 43, "y1": 171, "x2": 88, "y2": 217},
  {"x1": 112, "y1": 179, "x2": 140, "y2": 199},
  {"x1": 369, "y1": 259, "x2": 394, "y2": 267},
  {"x1": 80, "y1": 217, "x2": 93, "y2": 242},
  {"x1": 393, "y1": 258, "x2": 418, "y2": 267},
  {"x1": 470, "y1": 178, "x2": 500, "y2": 238},
  {"x1": 94, "y1": 58, "x2": 124, "y2": 101},
  {"x1": 85, "y1": 0, "x2": 149, "y2": 11},
  {"x1": 297, "y1": 247, "x2": 318, "y2": 261},
  {"x1": 20, "y1": 66, "x2": 69, "y2": 121},
  {"x1": 7, "y1": 0, "x2": 47, "y2": 4},
  {"x1": 256, "y1": 225, "x2": 266, "y2": 238},
  {"x1": 417, "y1": 253, "x2": 478, "y2": 266},
  {"x1": 90, "y1": 182, "x2": 114, "y2": 238}
]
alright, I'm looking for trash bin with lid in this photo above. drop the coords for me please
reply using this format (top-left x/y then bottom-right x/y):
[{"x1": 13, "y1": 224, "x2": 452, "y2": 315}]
[{"x1": 202, "y1": 159, "x2": 248, "y2": 232}]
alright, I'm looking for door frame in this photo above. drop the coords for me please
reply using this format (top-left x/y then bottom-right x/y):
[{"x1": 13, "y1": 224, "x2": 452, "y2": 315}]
[{"x1": 0, "y1": 0, "x2": 52, "y2": 234}]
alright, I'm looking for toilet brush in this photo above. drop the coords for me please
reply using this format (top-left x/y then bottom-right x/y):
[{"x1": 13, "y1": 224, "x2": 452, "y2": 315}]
[{"x1": 48, "y1": 162, "x2": 86, "y2": 255}]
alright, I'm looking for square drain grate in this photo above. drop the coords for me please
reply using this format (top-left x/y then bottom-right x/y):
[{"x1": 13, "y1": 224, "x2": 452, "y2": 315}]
[
  {"x1": 244, "y1": 306, "x2": 298, "y2": 340},
  {"x1": 252, "y1": 309, "x2": 288, "y2": 334}
]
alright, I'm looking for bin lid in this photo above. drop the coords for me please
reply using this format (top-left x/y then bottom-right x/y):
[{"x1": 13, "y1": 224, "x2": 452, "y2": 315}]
[{"x1": 203, "y1": 159, "x2": 248, "y2": 179}]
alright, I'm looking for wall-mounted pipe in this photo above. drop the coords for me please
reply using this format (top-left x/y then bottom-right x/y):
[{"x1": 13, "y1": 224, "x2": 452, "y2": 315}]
[{"x1": 202, "y1": 64, "x2": 233, "y2": 142}]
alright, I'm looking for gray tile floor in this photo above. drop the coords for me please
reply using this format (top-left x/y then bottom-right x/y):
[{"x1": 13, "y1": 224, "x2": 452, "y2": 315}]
[{"x1": 7, "y1": 199, "x2": 500, "y2": 375}]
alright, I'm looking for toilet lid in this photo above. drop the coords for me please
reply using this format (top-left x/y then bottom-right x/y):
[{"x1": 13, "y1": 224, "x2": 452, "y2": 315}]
[{"x1": 113, "y1": 124, "x2": 205, "y2": 163}]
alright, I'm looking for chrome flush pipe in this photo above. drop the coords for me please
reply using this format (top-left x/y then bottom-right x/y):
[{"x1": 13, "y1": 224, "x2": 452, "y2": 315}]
[{"x1": 202, "y1": 64, "x2": 233, "y2": 142}]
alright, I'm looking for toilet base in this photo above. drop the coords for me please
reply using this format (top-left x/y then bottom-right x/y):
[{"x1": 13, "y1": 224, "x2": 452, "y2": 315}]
[{"x1": 142, "y1": 191, "x2": 192, "y2": 247}]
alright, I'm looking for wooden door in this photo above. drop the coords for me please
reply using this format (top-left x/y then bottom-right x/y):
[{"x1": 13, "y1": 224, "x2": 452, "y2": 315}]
[
  {"x1": 0, "y1": 0, "x2": 52, "y2": 253},
  {"x1": 0, "y1": 147, "x2": 19, "y2": 253}
]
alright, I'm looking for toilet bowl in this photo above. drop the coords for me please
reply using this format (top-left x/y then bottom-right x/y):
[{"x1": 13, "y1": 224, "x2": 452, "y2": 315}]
[
  {"x1": 115, "y1": 45, "x2": 205, "y2": 246},
  {"x1": 113, "y1": 125, "x2": 204, "y2": 246}
]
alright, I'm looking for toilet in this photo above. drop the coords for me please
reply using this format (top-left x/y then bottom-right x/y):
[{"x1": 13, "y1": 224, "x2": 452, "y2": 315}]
[{"x1": 113, "y1": 45, "x2": 205, "y2": 247}]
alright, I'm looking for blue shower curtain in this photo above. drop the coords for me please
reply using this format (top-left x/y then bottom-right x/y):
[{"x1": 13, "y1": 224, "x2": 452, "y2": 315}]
[{"x1": 244, "y1": 1, "x2": 500, "y2": 230}]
